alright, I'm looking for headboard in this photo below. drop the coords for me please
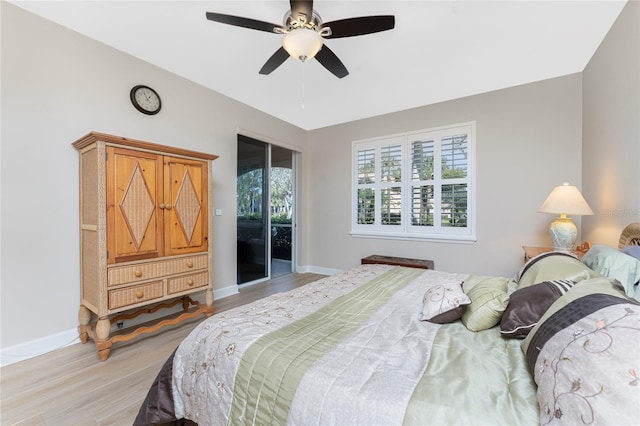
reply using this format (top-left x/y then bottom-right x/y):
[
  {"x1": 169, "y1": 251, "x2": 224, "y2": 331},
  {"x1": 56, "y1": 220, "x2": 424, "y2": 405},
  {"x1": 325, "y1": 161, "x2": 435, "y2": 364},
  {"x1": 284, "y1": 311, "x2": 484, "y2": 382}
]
[{"x1": 618, "y1": 222, "x2": 640, "y2": 249}]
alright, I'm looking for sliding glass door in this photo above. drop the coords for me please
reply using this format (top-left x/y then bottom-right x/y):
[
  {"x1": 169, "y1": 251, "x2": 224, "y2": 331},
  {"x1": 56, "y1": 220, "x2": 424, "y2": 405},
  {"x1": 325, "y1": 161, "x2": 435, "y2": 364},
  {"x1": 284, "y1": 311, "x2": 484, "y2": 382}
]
[
  {"x1": 270, "y1": 145, "x2": 294, "y2": 278},
  {"x1": 237, "y1": 135, "x2": 295, "y2": 285}
]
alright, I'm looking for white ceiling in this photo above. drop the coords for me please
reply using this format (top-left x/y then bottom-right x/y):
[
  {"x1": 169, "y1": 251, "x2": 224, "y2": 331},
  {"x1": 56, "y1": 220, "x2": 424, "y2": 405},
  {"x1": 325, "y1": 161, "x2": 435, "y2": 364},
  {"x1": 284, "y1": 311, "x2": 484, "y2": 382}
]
[{"x1": 11, "y1": 0, "x2": 627, "y2": 130}]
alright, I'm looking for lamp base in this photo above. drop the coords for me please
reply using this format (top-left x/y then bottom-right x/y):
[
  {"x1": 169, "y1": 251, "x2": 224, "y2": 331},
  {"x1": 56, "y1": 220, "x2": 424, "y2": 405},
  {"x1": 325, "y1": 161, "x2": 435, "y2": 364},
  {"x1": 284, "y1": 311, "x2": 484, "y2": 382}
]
[{"x1": 549, "y1": 216, "x2": 577, "y2": 251}]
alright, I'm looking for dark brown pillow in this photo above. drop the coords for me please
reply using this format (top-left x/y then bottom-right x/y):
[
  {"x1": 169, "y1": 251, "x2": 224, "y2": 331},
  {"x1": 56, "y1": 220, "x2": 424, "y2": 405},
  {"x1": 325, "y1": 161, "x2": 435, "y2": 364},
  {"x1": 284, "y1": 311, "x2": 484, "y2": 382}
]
[{"x1": 500, "y1": 280, "x2": 576, "y2": 338}]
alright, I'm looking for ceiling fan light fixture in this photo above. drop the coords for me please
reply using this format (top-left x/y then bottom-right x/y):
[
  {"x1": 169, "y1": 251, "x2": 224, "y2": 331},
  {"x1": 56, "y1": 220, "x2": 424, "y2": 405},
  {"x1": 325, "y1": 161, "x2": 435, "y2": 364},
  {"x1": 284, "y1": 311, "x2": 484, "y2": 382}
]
[
  {"x1": 282, "y1": 28, "x2": 323, "y2": 62},
  {"x1": 206, "y1": 4, "x2": 395, "y2": 78}
]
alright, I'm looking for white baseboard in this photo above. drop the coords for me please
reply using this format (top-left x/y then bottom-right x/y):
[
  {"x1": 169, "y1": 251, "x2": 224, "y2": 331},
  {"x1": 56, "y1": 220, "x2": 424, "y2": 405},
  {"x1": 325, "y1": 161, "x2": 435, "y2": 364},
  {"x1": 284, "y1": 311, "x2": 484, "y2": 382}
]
[
  {"x1": 0, "y1": 286, "x2": 239, "y2": 368},
  {"x1": 0, "y1": 328, "x2": 80, "y2": 368},
  {"x1": 297, "y1": 264, "x2": 342, "y2": 275},
  {"x1": 0, "y1": 270, "x2": 330, "y2": 368},
  {"x1": 214, "y1": 284, "x2": 239, "y2": 299}
]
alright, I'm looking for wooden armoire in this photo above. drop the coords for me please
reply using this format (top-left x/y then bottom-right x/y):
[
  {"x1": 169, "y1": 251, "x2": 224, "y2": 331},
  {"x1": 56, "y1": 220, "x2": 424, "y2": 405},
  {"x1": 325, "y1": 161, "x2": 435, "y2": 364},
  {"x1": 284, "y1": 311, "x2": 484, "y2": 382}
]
[{"x1": 72, "y1": 132, "x2": 218, "y2": 360}]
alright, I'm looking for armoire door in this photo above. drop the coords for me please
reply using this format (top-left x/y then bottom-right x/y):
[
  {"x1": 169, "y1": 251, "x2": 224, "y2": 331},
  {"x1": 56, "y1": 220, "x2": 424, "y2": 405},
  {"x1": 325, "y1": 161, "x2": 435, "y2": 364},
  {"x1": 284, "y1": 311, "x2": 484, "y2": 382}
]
[
  {"x1": 106, "y1": 147, "x2": 163, "y2": 263},
  {"x1": 163, "y1": 156, "x2": 209, "y2": 256}
]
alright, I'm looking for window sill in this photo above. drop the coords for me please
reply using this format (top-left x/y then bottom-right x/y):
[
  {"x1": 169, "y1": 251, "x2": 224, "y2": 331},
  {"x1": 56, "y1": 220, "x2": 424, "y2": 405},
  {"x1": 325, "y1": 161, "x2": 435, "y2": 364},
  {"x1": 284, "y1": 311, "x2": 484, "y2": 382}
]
[{"x1": 350, "y1": 230, "x2": 476, "y2": 244}]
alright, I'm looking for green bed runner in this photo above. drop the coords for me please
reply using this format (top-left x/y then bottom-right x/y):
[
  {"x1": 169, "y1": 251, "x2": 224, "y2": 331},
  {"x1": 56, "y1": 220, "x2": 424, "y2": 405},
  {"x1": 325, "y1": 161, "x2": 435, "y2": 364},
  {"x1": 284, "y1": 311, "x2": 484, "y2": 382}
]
[{"x1": 228, "y1": 266, "x2": 423, "y2": 426}]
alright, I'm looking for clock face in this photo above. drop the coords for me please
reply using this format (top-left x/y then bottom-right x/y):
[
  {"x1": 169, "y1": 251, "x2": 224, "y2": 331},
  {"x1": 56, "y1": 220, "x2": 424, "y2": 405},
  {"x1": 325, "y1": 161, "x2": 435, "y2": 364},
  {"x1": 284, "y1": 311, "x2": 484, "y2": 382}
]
[{"x1": 130, "y1": 85, "x2": 161, "y2": 115}]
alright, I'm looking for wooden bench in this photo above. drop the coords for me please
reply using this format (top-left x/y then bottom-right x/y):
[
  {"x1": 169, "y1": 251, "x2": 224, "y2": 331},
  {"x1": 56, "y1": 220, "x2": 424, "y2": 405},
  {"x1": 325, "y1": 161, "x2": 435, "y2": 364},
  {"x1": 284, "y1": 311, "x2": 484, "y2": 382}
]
[{"x1": 361, "y1": 255, "x2": 434, "y2": 270}]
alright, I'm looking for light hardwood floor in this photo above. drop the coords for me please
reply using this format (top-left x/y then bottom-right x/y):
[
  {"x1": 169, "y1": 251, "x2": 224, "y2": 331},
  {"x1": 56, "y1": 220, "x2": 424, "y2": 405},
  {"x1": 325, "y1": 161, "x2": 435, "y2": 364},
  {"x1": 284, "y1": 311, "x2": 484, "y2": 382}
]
[{"x1": 0, "y1": 272, "x2": 325, "y2": 426}]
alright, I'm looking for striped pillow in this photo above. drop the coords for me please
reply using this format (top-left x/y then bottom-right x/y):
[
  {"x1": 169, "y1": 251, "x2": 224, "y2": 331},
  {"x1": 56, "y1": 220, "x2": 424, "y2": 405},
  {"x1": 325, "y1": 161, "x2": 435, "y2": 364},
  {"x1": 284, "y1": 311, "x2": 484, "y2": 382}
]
[{"x1": 500, "y1": 280, "x2": 577, "y2": 338}]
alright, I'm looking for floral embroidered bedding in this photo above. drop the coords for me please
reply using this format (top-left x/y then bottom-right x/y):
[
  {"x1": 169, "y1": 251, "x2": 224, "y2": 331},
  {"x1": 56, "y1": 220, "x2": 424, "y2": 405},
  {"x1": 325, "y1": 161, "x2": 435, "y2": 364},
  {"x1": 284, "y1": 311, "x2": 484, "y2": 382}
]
[{"x1": 135, "y1": 251, "x2": 639, "y2": 426}]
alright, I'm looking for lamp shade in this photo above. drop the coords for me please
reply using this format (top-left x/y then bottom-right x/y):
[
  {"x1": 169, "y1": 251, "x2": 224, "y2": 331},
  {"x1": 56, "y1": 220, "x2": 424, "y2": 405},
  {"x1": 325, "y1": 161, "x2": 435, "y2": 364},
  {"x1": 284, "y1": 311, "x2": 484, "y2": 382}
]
[
  {"x1": 538, "y1": 182, "x2": 594, "y2": 251},
  {"x1": 538, "y1": 182, "x2": 594, "y2": 216},
  {"x1": 282, "y1": 28, "x2": 323, "y2": 62}
]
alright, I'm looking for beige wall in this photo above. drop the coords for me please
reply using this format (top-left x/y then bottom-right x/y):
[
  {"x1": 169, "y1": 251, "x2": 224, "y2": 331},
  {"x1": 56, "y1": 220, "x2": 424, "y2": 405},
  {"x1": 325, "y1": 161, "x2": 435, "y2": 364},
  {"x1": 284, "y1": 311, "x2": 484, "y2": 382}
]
[
  {"x1": 582, "y1": 0, "x2": 640, "y2": 246},
  {"x1": 0, "y1": 3, "x2": 307, "y2": 352},
  {"x1": 305, "y1": 75, "x2": 584, "y2": 277}
]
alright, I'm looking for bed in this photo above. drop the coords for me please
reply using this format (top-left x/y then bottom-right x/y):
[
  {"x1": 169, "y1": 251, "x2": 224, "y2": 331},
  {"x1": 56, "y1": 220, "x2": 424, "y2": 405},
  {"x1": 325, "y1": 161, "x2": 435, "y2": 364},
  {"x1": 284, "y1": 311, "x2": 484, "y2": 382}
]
[{"x1": 135, "y1": 225, "x2": 640, "y2": 426}]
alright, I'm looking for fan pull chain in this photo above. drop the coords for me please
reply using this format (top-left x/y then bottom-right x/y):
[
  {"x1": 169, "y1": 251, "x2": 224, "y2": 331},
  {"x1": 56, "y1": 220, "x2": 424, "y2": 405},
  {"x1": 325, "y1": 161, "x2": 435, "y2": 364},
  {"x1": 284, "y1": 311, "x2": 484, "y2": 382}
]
[{"x1": 301, "y1": 61, "x2": 305, "y2": 109}]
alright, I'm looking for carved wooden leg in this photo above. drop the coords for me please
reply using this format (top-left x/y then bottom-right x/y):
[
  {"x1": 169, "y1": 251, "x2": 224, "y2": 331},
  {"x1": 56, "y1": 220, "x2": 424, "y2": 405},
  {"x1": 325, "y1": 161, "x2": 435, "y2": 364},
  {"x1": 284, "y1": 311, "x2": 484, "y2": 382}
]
[
  {"x1": 96, "y1": 316, "x2": 110, "y2": 341},
  {"x1": 94, "y1": 317, "x2": 113, "y2": 361},
  {"x1": 182, "y1": 296, "x2": 190, "y2": 312},
  {"x1": 95, "y1": 340, "x2": 113, "y2": 361},
  {"x1": 205, "y1": 288, "x2": 214, "y2": 317},
  {"x1": 78, "y1": 305, "x2": 91, "y2": 344}
]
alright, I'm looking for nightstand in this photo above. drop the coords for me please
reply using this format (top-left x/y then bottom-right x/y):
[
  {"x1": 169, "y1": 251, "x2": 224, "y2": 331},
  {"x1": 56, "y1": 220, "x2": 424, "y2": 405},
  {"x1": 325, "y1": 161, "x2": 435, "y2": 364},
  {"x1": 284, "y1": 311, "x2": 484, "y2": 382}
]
[{"x1": 522, "y1": 241, "x2": 591, "y2": 262}]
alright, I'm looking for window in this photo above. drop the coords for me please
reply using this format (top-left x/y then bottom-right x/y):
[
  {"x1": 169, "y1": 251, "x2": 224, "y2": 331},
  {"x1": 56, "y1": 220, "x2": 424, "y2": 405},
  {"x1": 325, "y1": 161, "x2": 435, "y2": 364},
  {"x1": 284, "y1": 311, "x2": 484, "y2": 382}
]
[{"x1": 352, "y1": 122, "x2": 475, "y2": 242}]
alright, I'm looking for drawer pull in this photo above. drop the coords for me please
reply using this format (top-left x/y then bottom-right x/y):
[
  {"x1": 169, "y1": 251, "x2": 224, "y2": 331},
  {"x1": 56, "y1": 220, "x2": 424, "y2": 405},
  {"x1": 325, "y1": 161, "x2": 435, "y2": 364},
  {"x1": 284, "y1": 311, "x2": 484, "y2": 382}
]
[
  {"x1": 187, "y1": 279, "x2": 194, "y2": 286},
  {"x1": 186, "y1": 261, "x2": 194, "y2": 268},
  {"x1": 135, "y1": 290, "x2": 144, "y2": 299},
  {"x1": 134, "y1": 270, "x2": 143, "y2": 278}
]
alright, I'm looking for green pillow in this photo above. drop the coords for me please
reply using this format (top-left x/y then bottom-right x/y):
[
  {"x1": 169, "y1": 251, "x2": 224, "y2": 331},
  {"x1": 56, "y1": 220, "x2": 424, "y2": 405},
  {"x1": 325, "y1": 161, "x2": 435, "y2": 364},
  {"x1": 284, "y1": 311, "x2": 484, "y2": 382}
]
[
  {"x1": 461, "y1": 276, "x2": 510, "y2": 331},
  {"x1": 517, "y1": 252, "x2": 600, "y2": 288}
]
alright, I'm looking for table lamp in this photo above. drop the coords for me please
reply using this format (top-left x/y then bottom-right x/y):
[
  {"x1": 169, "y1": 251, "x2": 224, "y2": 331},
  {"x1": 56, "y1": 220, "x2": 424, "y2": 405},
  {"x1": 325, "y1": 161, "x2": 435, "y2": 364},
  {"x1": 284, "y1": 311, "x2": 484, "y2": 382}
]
[{"x1": 538, "y1": 182, "x2": 594, "y2": 251}]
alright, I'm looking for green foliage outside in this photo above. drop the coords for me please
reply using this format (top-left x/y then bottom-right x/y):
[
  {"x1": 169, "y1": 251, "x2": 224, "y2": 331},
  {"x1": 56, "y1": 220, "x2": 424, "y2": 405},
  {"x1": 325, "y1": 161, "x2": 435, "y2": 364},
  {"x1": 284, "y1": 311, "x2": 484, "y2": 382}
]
[
  {"x1": 237, "y1": 167, "x2": 292, "y2": 224},
  {"x1": 237, "y1": 166, "x2": 293, "y2": 259},
  {"x1": 357, "y1": 135, "x2": 468, "y2": 227}
]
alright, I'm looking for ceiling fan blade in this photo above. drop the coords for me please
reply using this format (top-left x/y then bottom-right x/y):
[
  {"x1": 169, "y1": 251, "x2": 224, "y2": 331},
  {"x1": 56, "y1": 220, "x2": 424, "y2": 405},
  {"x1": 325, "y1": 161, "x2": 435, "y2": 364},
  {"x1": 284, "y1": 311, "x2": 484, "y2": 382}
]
[
  {"x1": 205, "y1": 12, "x2": 283, "y2": 34},
  {"x1": 315, "y1": 45, "x2": 349, "y2": 79},
  {"x1": 259, "y1": 47, "x2": 290, "y2": 75},
  {"x1": 290, "y1": 0, "x2": 314, "y2": 23},
  {"x1": 322, "y1": 16, "x2": 395, "y2": 39}
]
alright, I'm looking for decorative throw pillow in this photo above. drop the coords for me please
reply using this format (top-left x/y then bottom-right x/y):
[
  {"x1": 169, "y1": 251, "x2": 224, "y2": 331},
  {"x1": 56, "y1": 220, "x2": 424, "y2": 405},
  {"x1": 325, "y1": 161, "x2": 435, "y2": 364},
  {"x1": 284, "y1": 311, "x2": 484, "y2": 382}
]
[
  {"x1": 461, "y1": 279, "x2": 510, "y2": 332},
  {"x1": 500, "y1": 279, "x2": 576, "y2": 339},
  {"x1": 421, "y1": 283, "x2": 471, "y2": 323}
]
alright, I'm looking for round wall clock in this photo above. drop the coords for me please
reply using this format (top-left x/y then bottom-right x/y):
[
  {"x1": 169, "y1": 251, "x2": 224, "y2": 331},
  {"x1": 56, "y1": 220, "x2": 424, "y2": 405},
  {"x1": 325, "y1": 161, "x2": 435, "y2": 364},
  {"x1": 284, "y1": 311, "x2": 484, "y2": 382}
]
[{"x1": 130, "y1": 85, "x2": 162, "y2": 115}]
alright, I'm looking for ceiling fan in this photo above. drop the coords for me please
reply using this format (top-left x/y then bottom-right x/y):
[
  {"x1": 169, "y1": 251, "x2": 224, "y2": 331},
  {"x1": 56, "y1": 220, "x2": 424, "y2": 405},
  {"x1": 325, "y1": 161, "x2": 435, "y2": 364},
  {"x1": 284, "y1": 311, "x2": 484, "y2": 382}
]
[{"x1": 205, "y1": 0, "x2": 395, "y2": 79}]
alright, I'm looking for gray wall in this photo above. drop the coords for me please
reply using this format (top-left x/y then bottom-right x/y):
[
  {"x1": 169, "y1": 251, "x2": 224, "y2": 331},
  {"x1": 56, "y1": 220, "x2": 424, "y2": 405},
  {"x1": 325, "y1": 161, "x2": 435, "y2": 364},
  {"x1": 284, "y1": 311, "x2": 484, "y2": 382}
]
[
  {"x1": 2, "y1": 1, "x2": 636, "y2": 363},
  {"x1": 305, "y1": 75, "x2": 584, "y2": 277},
  {"x1": 582, "y1": 0, "x2": 640, "y2": 246},
  {"x1": 1, "y1": 3, "x2": 307, "y2": 353}
]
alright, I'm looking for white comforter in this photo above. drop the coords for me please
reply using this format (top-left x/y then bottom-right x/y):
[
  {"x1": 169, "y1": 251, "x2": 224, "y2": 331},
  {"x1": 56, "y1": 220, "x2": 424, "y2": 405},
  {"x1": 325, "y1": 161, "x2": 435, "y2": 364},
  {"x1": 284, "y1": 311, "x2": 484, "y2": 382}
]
[{"x1": 169, "y1": 265, "x2": 537, "y2": 426}]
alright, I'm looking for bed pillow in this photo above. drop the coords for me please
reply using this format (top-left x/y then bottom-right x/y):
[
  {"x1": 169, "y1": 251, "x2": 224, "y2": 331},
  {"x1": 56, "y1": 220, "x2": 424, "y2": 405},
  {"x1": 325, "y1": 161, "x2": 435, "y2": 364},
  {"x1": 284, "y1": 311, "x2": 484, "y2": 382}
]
[
  {"x1": 461, "y1": 276, "x2": 510, "y2": 331},
  {"x1": 522, "y1": 276, "x2": 628, "y2": 356},
  {"x1": 516, "y1": 251, "x2": 600, "y2": 288},
  {"x1": 622, "y1": 245, "x2": 640, "y2": 260},
  {"x1": 582, "y1": 245, "x2": 640, "y2": 301},
  {"x1": 500, "y1": 279, "x2": 577, "y2": 339},
  {"x1": 421, "y1": 283, "x2": 471, "y2": 323},
  {"x1": 462, "y1": 274, "x2": 511, "y2": 293},
  {"x1": 521, "y1": 277, "x2": 640, "y2": 425}
]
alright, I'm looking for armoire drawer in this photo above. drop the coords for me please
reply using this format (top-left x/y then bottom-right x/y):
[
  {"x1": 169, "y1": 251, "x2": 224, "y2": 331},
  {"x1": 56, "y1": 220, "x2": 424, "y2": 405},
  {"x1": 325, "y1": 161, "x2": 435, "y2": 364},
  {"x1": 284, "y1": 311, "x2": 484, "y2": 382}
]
[
  {"x1": 167, "y1": 271, "x2": 209, "y2": 295},
  {"x1": 108, "y1": 281, "x2": 164, "y2": 310},
  {"x1": 107, "y1": 254, "x2": 208, "y2": 286}
]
